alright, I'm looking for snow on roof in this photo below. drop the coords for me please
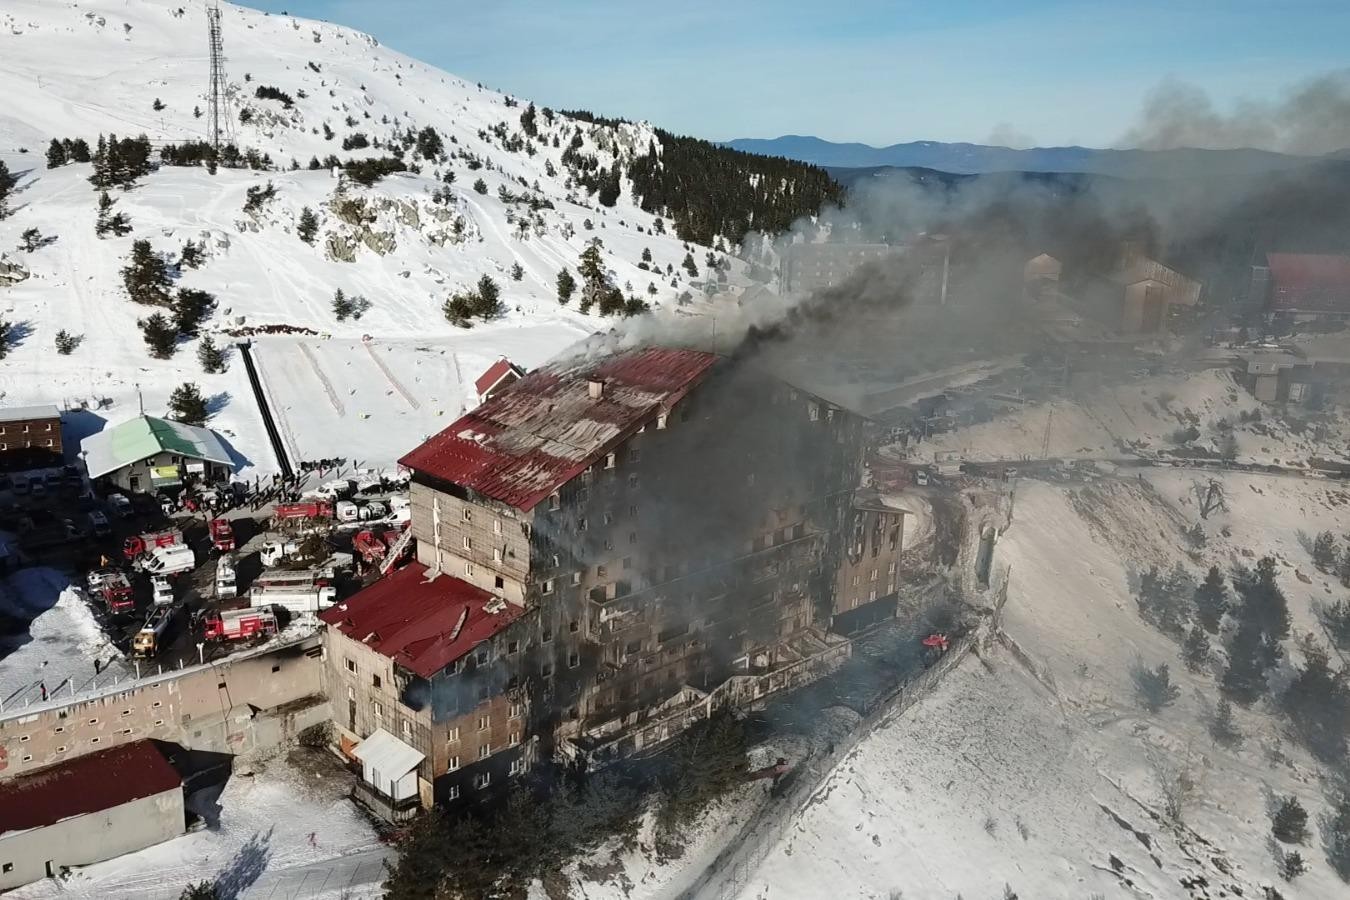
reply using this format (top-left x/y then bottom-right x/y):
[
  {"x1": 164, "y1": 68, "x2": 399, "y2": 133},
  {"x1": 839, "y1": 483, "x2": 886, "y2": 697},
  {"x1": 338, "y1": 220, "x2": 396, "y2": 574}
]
[
  {"x1": 0, "y1": 740, "x2": 180, "y2": 836},
  {"x1": 0, "y1": 404, "x2": 61, "y2": 424},
  {"x1": 401, "y1": 347, "x2": 719, "y2": 510},
  {"x1": 474, "y1": 358, "x2": 526, "y2": 398},
  {"x1": 352, "y1": 728, "x2": 425, "y2": 778},
  {"x1": 81, "y1": 415, "x2": 234, "y2": 479},
  {"x1": 318, "y1": 562, "x2": 523, "y2": 678}
]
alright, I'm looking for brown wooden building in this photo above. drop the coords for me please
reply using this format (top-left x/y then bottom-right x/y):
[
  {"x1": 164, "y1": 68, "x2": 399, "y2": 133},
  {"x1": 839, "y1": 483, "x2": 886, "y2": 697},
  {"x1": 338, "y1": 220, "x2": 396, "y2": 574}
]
[{"x1": 0, "y1": 405, "x2": 62, "y2": 471}]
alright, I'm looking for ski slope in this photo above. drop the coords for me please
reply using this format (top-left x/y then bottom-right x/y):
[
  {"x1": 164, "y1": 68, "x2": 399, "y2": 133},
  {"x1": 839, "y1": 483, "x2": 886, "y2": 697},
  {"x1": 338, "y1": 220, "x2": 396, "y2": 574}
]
[{"x1": 0, "y1": 0, "x2": 733, "y2": 476}]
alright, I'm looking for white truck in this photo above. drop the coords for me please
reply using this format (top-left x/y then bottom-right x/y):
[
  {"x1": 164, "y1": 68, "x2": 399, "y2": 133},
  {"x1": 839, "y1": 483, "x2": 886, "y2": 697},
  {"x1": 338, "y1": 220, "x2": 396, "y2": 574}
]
[
  {"x1": 215, "y1": 554, "x2": 238, "y2": 600},
  {"x1": 259, "y1": 539, "x2": 299, "y2": 567},
  {"x1": 248, "y1": 567, "x2": 337, "y2": 614},
  {"x1": 135, "y1": 543, "x2": 196, "y2": 578},
  {"x1": 150, "y1": 576, "x2": 174, "y2": 607}
]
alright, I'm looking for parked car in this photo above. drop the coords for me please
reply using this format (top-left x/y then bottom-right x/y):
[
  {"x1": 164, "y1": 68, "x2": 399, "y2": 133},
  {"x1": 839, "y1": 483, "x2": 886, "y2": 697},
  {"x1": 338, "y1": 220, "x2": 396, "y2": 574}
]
[
  {"x1": 87, "y1": 510, "x2": 112, "y2": 537},
  {"x1": 151, "y1": 576, "x2": 174, "y2": 607},
  {"x1": 107, "y1": 493, "x2": 134, "y2": 518}
]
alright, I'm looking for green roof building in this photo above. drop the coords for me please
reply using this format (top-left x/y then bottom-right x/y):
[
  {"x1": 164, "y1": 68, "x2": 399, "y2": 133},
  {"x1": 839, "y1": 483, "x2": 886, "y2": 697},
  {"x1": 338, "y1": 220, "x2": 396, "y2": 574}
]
[{"x1": 80, "y1": 415, "x2": 235, "y2": 492}]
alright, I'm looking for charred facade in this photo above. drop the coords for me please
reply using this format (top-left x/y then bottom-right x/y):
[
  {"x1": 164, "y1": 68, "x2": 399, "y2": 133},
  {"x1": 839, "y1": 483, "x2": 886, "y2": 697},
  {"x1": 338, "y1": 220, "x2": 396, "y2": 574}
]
[{"x1": 322, "y1": 347, "x2": 905, "y2": 812}]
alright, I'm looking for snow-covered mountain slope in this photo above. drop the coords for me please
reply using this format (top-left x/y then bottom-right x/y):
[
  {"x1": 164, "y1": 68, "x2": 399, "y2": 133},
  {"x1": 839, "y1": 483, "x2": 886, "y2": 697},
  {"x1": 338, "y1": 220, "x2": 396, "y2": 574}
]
[
  {"x1": 0, "y1": 0, "x2": 730, "y2": 473},
  {"x1": 739, "y1": 473, "x2": 1350, "y2": 899}
]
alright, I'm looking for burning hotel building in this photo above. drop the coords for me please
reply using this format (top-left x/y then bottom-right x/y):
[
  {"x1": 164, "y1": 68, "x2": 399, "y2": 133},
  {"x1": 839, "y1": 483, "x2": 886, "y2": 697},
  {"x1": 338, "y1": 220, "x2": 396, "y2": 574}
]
[{"x1": 320, "y1": 347, "x2": 906, "y2": 815}]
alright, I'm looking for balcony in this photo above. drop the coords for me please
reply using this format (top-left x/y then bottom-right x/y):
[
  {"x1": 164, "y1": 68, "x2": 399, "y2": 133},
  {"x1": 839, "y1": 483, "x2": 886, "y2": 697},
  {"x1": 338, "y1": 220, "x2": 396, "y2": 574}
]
[{"x1": 351, "y1": 779, "x2": 422, "y2": 824}]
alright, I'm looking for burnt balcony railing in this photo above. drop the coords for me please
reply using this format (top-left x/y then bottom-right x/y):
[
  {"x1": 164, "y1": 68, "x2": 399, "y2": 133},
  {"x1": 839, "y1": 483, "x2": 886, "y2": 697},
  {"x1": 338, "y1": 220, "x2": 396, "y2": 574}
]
[{"x1": 351, "y1": 779, "x2": 421, "y2": 823}]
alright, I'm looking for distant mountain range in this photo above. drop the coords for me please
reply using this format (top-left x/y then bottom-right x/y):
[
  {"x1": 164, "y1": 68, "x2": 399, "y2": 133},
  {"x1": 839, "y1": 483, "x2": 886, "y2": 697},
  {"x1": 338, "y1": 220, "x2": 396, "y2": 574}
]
[{"x1": 722, "y1": 135, "x2": 1326, "y2": 179}]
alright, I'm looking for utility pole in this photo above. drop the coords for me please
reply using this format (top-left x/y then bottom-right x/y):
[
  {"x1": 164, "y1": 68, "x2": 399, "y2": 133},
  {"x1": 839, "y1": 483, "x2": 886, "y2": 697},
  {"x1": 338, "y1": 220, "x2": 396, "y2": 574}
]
[{"x1": 206, "y1": 1, "x2": 227, "y2": 152}]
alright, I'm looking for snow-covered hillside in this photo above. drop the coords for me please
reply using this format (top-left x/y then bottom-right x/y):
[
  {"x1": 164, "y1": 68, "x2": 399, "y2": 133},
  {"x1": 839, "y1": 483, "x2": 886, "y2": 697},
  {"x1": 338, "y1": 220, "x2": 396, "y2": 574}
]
[{"x1": 0, "y1": 0, "x2": 733, "y2": 472}]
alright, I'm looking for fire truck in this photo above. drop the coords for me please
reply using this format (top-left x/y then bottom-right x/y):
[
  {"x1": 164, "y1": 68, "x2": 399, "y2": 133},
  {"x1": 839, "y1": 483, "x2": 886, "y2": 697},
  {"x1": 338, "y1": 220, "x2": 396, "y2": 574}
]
[
  {"x1": 123, "y1": 528, "x2": 183, "y2": 560},
  {"x1": 86, "y1": 567, "x2": 135, "y2": 614},
  {"x1": 132, "y1": 605, "x2": 177, "y2": 658},
  {"x1": 248, "y1": 567, "x2": 337, "y2": 613},
  {"x1": 203, "y1": 606, "x2": 278, "y2": 642},
  {"x1": 208, "y1": 517, "x2": 236, "y2": 553},
  {"x1": 272, "y1": 501, "x2": 332, "y2": 528}
]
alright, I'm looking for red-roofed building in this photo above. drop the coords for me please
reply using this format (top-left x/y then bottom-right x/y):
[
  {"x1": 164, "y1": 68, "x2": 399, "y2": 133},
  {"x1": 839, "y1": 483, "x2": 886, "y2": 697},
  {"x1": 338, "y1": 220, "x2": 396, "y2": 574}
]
[
  {"x1": 1264, "y1": 252, "x2": 1350, "y2": 315},
  {"x1": 474, "y1": 357, "x2": 526, "y2": 402},
  {"x1": 320, "y1": 563, "x2": 528, "y2": 815},
  {"x1": 0, "y1": 740, "x2": 184, "y2": 889},
  {"x1": 327, "y1": 346, "x2": 892, "y2": 809}
]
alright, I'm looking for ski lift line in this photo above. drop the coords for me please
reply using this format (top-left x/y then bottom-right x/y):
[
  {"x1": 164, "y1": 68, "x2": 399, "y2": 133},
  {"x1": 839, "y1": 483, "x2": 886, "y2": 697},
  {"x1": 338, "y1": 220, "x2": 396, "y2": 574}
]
[{"x1": 238, "y1": 340, "x2": 295, "y2": 478}]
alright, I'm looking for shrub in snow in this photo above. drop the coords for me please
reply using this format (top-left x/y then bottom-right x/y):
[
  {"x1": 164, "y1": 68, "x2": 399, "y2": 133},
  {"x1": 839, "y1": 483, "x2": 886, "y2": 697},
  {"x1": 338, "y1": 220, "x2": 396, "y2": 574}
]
[
  {"x1": 197, "y1": 336, "x2": 227, "y2": 374},
  {"x1": 138, "y1": 313, "x2": 177, "y2": 358},
  {"x1": 1133, "y1": 661, "x2": 1180, "y2": 713},
  {"x1": 54, "y1": 330, "x2": 82, "y2": 355},
  {"x1": 122, "y1": 240, "x2": 173, "y2": 306},
  {"x1": 1271, "y1": 796, "x2": 1309, "y2": 844}
]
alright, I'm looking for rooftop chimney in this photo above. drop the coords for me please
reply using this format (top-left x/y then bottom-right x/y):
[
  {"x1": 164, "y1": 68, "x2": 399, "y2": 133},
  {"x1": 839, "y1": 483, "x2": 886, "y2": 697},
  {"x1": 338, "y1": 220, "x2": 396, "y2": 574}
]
[{"x1": 588, "y1": 379, "x2": 604, "y2": 400}]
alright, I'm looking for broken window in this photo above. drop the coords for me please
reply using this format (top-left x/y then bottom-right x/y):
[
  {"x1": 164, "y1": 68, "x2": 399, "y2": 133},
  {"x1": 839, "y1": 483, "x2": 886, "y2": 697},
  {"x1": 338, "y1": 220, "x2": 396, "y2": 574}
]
[{"x1": 542, "y1": 579, "x2": 554, "y2": 595}]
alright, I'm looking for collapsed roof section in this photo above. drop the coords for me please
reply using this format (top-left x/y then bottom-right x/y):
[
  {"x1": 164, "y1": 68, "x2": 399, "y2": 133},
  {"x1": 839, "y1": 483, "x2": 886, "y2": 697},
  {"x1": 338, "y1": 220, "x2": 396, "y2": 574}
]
[{"x1": 400, "y1": 347, "x2": 719, "y2": 511}]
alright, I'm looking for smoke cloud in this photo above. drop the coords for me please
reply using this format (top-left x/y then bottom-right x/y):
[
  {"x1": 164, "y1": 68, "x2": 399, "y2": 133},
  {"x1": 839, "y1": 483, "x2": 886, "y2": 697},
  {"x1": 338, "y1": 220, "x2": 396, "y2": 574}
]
[{"x1": 1121, "y1": 69, "x2": 1350, "y2": 156}]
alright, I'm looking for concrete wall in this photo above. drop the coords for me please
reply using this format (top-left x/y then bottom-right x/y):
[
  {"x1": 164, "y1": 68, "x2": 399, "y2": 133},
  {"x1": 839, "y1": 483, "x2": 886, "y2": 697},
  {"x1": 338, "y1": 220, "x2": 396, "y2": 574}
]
[
  {"x1": 0, "y1": 786, "x2": 184, "y2": 890},
  {"x1": 0, "y1": 637, "x2": 325, "y2": 779}
]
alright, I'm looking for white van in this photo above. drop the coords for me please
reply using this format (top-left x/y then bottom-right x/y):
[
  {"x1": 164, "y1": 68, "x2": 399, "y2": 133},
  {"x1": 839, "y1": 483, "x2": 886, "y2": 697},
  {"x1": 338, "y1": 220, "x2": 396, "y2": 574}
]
[
  {"x1": 138, "y1": 543, "x2": 196, "y2": 577},
  {"x1": 215, "y1": 554, "x2": 238, "y2": 600},
  {"x1": 151, "y1": 576, "x2": 175, "y2": 607}
]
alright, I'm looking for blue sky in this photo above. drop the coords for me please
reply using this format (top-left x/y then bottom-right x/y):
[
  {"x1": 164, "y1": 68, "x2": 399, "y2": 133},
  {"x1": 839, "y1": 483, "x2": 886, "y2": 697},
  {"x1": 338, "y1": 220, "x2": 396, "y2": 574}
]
[{"x1": 240, "y1": 0, "x2": 1350, "y2": 148}]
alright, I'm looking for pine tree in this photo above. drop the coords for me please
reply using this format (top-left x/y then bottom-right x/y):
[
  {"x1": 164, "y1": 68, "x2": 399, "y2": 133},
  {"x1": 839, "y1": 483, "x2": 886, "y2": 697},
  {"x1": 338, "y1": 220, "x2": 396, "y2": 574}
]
[
  {"x1": 556, "y1": 267, "x2": 576, "y2": 304},
  {"x1": 178, "y1": 882, "x2": 219, "y2": 900},
  {"x1": 682, "y1": 251, "x2": 698, "y2": 277},
  {"x1": 1209, "y1": 698, "x2": 1241, "y2": 747},
  {"x1": 46, "y1": 138, "x2": 67, "y2": 169},
  {"x1": 197, "y1": 335, "x2": 227, "y2": 374},
  {"x1": 1282, "y1": 641, "x2": 1349, "y2": 762},
  {"x1": 0, "y1": 319, "x2": 14, "y2": 360},
  {"x1": 179, "y1": 240, "x2": 204, "y2": 269},
  {"x1": 509, "y1": 262, "x2": 524, "y2": 281},
  {"x1": 1134, "y1": 662, "x2": 1181, "y2": 713},
  {"x1": 474, "y1": 275, "x2": 502, "y2": 318},
  {"x1": 1325, "y1": 598, "x2": 1350, "y2": 650},
  {"x1": 641, "y1": 247, "x2": 652, "y2": 263},
  {"x1": 1182, "y1": 625, "x2": 1210, "y2": 673},
  {"x1": 1340, "y1": 548, "x2": 1350, "y2": 587},
  {"x1": 1328, "y1": 791, "x2": 1350, "y2": 882},
  {"x1": 1194, "y1": 566, "x2": 1229, "y2": 634},
  {"x1": 167, "y1": 382, "x2": 209, "y2": 426},
  {"x1": 1222, "y1": 619, "x2": 1268, "y2": 705},
  {"x1": 1279, "y1": 849, "x2": 1307, "y2": 881},
  {"x1": 54, "y1": 330, "x2": 80, "y2": 355},
  {"x1": 65, "y1": 138, "x2": 92, "y2": 163},
  {"x1": 172, "y1": 288, "x2": 216, "y2": 335},
  {"x1": 139, "y1": 313, "x2": 178, "y2": 358},
  {"x1": 1313, "y1": 530, "x2": 1339, "y2": 572},
  {"x1": 1272, "y1": 796, "x2": 1309, "y2": 844},
  {"x1": 95, "y1": 190, "x2": 131, "y2": 237},
  {"x1": 296, "y1": 206, "x2": 319, "y2": 244},
  {"x1": 0, "y1": 160, "x2": 14, "y2": 218},
  {"x1": 332, "y1": 289, "x2": 354, "y2": 321},
  {"x1": 20, "y1": 228, "x2": 44, "y2": 252},
  {"x1": 122, "y1": 240, "x2": 173, "y2": 305},
  {"x1": 473, "y1": 178, "x2": 488, "y2": 195},
  {"x1": 597, "y1": 162, "x2": 621, "y2": 207}
]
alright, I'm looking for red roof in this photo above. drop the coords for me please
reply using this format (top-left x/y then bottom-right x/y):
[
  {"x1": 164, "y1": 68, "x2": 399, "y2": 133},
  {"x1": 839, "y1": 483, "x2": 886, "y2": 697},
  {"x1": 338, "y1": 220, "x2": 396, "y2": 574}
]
[
  {"x1": 1267, "y1": 253, "x2": 1350, "y2": 312},
  {"x1": 474, "y1": 358, "x2": 525, "y2": 397},
  {"x1": 0, "y1": 740, "x2": 181, "y2": 836},
  {"x1": 319, "y1": 562, "x2": 523, "y2": 678},
  {"x1": 401, "y1": 347, "x2": 719, "y2": 510}
]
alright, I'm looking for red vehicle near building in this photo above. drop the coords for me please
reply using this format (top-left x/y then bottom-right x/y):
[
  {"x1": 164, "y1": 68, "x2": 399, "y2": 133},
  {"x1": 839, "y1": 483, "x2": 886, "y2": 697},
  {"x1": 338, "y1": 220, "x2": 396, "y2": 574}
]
[
  {"x1": 123, "y1": 528, "x2": 183, "y2": 560},
  {"x1": 203, "y1": 606, "x2": 278, "y2": 642},
  {"x1": 272, "y1": 501, "x2": 332, "y2": 526},
  {"x1": 86, "y1": 567, "x2": 135, "y2": 613},
  {"x1": 208, "y1": 517, "x2": 236, "y2": 553}
]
